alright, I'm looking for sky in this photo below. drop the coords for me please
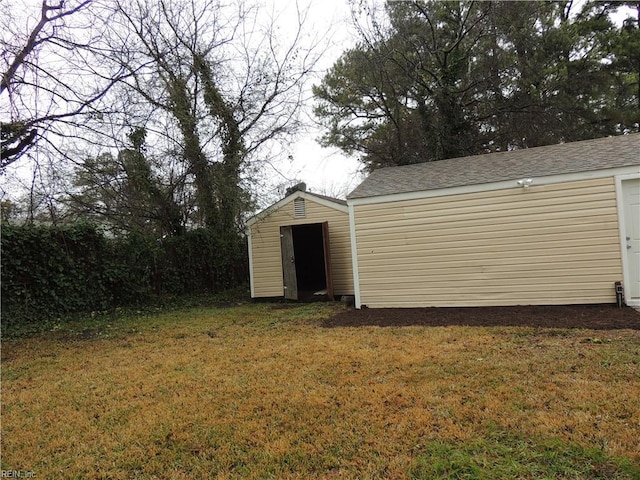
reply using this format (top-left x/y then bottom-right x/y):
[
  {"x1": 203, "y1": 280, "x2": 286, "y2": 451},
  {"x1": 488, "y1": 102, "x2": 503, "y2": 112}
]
[{"x1": 261, "y1": 0, "x2": 366, "y2": 200}]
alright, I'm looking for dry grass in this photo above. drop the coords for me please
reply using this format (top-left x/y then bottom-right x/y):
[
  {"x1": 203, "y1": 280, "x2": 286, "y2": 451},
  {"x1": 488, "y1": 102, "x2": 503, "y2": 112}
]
[{"x1": 2, "y1": 302, "x2": 639, "y2": 479}]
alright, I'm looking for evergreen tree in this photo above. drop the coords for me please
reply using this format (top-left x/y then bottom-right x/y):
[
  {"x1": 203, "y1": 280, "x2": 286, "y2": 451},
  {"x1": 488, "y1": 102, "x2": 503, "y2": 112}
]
[{"x1": 314, "y1": 0, "x2": 638, "y2": 171}]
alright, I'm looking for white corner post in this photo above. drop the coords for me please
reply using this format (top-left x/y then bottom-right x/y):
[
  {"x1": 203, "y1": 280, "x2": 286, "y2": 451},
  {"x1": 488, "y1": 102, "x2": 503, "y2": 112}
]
[{"x1": 347, "y1": 201, "x2": 362, "y2": 309}]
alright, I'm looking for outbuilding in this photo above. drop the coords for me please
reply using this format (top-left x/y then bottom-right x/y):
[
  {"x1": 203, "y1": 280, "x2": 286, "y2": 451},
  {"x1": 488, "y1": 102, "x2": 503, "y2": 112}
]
[
  {"x1": 247, "y1": 185, "x2": 354, "y2": 301},
  {"x1": 347, "y1": 134, "x2": 640, "y2": 308}
]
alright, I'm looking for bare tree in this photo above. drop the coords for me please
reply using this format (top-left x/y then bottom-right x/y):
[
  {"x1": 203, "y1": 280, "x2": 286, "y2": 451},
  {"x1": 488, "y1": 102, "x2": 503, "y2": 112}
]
[
  {"x1": 78, "y1": 0, "x2": 327, "y2": 232},
  {"x1": 3, "y1": 0, "x2": 328, "y2": 233},
  {"x1": 0, "y1": 0, "x2": 126, "y2": 168}
]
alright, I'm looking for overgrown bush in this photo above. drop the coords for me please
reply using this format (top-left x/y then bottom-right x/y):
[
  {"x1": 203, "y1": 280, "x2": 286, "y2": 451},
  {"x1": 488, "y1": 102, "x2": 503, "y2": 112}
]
[
  {"x1": 1, "y1": 223, "x2": 248, "y2": 329},
  {"x1": 160, "y1": 229, "x2": 248, "y2": 295}
]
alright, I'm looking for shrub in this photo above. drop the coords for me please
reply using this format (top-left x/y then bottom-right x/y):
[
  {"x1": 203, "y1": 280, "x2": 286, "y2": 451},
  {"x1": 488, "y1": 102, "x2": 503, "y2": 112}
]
[{"x1": 1, "y1": 224, "x2": 248, "y2": 329}]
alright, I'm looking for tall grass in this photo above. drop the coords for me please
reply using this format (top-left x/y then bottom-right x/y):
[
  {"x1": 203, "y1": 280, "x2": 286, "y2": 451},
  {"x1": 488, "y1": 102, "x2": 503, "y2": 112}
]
[{"x1": 2, "y1": 303, "x2": 639, "y2": 479}]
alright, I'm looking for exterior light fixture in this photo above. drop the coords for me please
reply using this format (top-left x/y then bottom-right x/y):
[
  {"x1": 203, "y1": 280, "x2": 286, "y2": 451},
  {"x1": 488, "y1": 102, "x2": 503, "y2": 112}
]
[{"x1": 516, "y1": 178, "x2": 533, "y2": 188}]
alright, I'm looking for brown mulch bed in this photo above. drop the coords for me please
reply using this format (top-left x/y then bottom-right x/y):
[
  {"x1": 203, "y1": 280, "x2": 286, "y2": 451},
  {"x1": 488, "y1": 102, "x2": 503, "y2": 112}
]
[{"x1": 322, "y1": 304, "x2": 640, "y2": 330}]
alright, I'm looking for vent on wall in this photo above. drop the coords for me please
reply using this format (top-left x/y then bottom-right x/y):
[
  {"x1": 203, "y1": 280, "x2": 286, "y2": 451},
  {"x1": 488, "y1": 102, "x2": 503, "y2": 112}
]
[{"x1": 294, "y1": 198, "x2": 306, "y2": 217}]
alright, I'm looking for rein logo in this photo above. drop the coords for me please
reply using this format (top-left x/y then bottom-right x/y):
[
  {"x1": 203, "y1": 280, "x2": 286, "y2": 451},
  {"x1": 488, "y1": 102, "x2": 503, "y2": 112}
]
[{"x1": 1, "y1": 472, "x2": 36, "y2": 478}]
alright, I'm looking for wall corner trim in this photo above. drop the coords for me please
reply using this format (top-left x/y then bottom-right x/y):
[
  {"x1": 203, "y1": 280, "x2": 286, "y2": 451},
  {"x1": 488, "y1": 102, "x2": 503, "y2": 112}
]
[{"x1": 348, "y1": 202, "x2": 362, "y2": 308}]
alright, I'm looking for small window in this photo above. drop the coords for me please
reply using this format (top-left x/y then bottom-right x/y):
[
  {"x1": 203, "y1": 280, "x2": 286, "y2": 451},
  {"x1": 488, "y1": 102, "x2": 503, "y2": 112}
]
[{"x1": 294, "y1": 198, "x2": 306, "y2": 217}]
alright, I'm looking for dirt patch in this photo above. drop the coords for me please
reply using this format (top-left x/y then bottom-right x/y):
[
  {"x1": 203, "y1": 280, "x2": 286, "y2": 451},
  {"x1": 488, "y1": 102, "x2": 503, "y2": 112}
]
[{"x1": 322, "y1": 304, "x2": 640, "y2": 330}]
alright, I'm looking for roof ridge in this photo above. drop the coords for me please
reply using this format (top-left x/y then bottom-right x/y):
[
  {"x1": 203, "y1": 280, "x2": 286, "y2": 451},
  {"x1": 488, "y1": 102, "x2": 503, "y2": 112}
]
[{"x1": 303, "y1": 191, "x2": 348, "y2": 205}]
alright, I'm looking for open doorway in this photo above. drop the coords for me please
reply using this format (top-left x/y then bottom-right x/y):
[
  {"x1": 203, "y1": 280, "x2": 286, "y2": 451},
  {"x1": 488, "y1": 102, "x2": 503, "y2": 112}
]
[{"x1": 280, "y1": 222, "x2": 334, "y2": 301}]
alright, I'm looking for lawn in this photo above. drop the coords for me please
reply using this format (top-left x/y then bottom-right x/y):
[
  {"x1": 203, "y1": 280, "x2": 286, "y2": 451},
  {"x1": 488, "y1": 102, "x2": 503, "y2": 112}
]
[{"x1": 2, "y1": 302, "x2": 639, "y2": 479}]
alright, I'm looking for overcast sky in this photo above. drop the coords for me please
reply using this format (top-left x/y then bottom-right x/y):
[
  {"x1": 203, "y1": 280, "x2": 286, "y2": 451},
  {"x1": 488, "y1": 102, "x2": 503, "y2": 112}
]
[{"x1": 263, "y1": 0, "x2": 365, "y2": 200}]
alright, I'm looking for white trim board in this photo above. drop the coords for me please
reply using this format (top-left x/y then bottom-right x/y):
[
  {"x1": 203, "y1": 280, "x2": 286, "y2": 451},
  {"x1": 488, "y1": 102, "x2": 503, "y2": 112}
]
[
  {"x1": 348, "y1": 202, "x2": 362, "y2": 309},
  {"x1": 348, "y1": 166, "x2": 640, "y2": 207},
  {"x1": 247, "y1": 226, "x2": 255, "y2": 298}
]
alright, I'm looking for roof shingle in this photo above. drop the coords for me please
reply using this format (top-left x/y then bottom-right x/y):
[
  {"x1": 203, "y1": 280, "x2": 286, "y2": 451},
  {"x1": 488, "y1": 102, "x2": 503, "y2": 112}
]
[{"x1": 347, "y1": 134, "x2": 640, "y2": 199}]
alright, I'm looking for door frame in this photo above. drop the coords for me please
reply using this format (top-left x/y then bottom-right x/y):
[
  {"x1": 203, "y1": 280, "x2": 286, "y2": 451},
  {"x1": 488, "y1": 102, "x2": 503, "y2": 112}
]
[
  {"x1": 615, "y1": 173, "x2": 640, "y2": 307},
  {"x1": 321, "y1": 221, "x2": 334, "y2": 300},
  {"x1": 279, "y1": 222, "x2": 334, "y2": 301},
  {"x1": 280, "y1": 225, "x2": 298, "y2": 300}
]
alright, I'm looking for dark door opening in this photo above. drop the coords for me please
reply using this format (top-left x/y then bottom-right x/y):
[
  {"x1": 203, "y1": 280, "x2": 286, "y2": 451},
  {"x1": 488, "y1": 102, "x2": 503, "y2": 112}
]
[
  {"x1": 280, "y1": 222, "x2": 334, "y2": 301},
  {"x1": 293, "y1": 223, "x2": 326, "y2": 298}
]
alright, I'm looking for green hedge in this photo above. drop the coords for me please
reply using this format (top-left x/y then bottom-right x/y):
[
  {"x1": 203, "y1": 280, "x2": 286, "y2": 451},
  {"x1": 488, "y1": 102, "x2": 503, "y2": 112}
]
[{"x1": 1, "y1": 224, "x2": 248, "y2": 328}]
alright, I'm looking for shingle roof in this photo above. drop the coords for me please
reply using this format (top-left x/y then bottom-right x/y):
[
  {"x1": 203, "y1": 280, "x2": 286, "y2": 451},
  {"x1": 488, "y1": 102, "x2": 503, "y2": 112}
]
[
  {"x1": 305, "y1": 191, "x2": 347, "y2": 206},
  {"x1": 347, "y1": 134, "x2": 640, "y2": 199}
]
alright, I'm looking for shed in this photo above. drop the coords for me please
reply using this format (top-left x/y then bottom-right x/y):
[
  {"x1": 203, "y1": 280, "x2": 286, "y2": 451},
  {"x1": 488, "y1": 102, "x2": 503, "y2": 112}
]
[
  {"x1": 247, "y1": 188, "x2": 354, "y2": 300},
  {"x1": 347, "y1": 134, "x2": 640, "y2": 308}
]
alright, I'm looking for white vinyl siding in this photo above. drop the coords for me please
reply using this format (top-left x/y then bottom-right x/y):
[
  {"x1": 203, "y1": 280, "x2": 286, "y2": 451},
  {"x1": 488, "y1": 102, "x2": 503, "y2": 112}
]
[
  {"x1": 250, "y1": 197, "x2": 354, "y2": 297},
  {"x1": 353, "y1": 177, "x2": 622, "y2": 307}
]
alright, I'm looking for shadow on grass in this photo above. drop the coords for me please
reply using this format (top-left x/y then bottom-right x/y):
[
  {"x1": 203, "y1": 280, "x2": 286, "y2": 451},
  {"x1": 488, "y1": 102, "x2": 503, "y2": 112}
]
[{"x1": 321, "y1": 304, "x2": 640, "y2": 330}]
